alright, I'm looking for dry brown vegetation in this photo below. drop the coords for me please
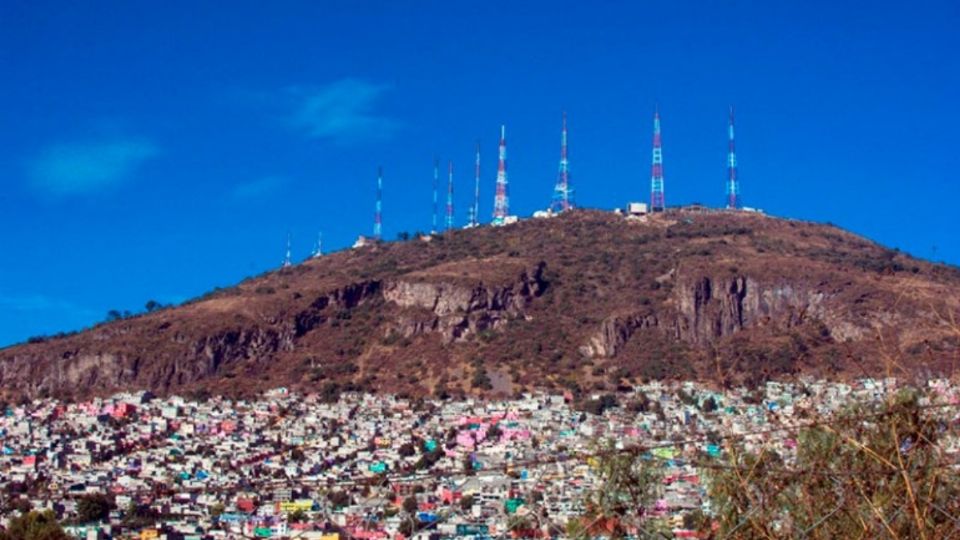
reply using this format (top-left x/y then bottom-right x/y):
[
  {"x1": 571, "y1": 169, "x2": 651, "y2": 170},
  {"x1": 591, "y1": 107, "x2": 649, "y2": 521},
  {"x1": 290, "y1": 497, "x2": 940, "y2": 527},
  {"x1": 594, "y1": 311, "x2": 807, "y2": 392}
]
[{"x1": 2, "y1": 210, "x2": 959, "y2": 401}]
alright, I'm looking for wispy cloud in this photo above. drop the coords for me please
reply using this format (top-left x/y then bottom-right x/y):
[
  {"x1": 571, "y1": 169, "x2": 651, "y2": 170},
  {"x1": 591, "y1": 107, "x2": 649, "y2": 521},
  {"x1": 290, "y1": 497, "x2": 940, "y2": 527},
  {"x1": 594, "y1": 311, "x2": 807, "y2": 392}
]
[
  {"x1": 229, "y1": 175, "x2": 290, "y2": 201},
  {"x1": 0, "y1": 294, "x2": 97, "y2": 318},
  {"x1": 286, "y1": 79, "x2": 399, "y2": 142},
  {"x1": 28, "y1": 138, "x2": 159, "y2": 195}
]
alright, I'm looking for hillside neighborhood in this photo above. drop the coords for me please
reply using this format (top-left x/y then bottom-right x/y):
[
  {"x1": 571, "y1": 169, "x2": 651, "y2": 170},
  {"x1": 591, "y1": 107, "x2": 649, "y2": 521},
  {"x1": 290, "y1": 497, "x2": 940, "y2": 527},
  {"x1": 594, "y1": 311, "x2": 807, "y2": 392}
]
[{"x1": 3, "y1": 377, "x2": 958, "y2": 539}]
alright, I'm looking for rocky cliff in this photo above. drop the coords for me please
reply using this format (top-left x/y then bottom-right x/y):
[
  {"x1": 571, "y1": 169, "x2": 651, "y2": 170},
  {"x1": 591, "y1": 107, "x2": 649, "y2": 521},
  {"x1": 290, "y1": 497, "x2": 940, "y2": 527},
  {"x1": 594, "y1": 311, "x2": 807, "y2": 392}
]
[{"x1": 382, "y1": 260, "x2": 548, "y2": 342}]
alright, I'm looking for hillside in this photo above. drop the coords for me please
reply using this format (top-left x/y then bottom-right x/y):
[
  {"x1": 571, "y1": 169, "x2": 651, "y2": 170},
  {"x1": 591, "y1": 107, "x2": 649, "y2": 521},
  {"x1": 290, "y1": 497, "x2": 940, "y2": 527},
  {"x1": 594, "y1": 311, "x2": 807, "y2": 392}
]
[{"x1": 2, "y1": 210, "x2": 959, "y2": 401}]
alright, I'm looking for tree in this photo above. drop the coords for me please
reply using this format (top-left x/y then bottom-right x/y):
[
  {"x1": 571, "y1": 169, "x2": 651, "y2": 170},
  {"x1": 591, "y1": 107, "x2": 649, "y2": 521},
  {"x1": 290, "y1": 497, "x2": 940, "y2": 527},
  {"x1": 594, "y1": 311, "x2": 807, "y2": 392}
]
[
  {"x1": 398, "y1": 518, "x2": 416, "y2": 537},
  {"x1": 708, "y1": 388, "x2": 960, "y2": 539},
  {"x1": 471, "y1": 367, "x2": 492, "y2": 390},
  {"x1": 702, "y1": 396, "x2": 718, "y2": 413},
  {"x1": 0, "y1": 510, "x2": 71, "y2": 540},
  {"x1": 105, "y1": 310, "x2": 123, "y2": 322},
  {"x1": 327, "y1": 491, "x2": 351, "y2": 509},
  {"x1": 576, "y1": 442, "x2": 664, "y2": 538},
  {"x1": 399, "y1": 496, "x2": 420, "y2": 537},
  {"x1": 144, "y1": 300, "x2": 162, "y2": 312},
  {"x1": 402, "y1": 496, "x2": 418, "y2": 515},
  {"x1": 580, "y1": 394, "x2": 619, "y2": 416},
  {"x1": 76, "y1": 493, "x2": 112, "y2": 523},
  {"x1": 4, "y1": 497, "x2": 31, "y2": 514},
  {"x1": 122, "y1": 501, "x2": 158, "y2": 528},
  {"x1": 209, "y1": 503, "x2": 226, "y2": 519}
]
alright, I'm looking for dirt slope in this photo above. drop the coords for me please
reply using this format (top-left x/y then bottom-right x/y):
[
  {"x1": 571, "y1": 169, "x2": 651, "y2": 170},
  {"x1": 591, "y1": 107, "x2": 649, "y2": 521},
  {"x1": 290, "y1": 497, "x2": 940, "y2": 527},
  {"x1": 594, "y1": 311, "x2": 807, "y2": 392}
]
[{"x1": 2, "y1": 210, "x2": 959, "y2": 400}]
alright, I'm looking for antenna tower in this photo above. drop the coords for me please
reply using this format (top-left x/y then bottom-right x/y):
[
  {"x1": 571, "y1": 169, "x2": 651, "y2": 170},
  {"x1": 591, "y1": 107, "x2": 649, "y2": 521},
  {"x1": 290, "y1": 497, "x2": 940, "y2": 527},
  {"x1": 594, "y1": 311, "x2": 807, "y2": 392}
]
[
  {"x1": 650, "y1": 107, "x2": 665, "y2": 212},
  {"x1": 446, "y1": 161, "x2": 454, "y2": 230},
  {"x1": 373, "y1": 166, "x2": 383, "y2": 240},
  {"x1": 469, "y1": 142, "x2": 481, "y2": 227},
  {"x1": 432, "y1": 158, "x2": 439, "y2": 233},
  {"x1": 282, "y1": 233, "x2": 292, "y2": 268},
  {"x1": 551, "y1": 111, "x2": 574, "y2": 212},
  {"x1": 726, "y1": 106, "x2": 739, "y2": 209},
  {"x1": 492, "y1": 125, "x2": 509, "y2": 225},
  {"x1": 312, "y1": 232, "x2": 323, "y2": 258}
]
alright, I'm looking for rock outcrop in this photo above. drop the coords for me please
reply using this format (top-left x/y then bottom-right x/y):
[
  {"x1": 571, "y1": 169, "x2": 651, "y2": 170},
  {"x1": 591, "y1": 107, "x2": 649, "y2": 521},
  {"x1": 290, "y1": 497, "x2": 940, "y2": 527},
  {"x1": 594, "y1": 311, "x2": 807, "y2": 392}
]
[
  {"x1": 382, "y1": 261, "x2": 548, "y2": 342},
  {"x1": 580, "y1": 311, "x2": 659, "y2": 358},
  {"x1": 672, "y1": 274, "x2": 833, "y2": 344},
  {"x1": 294, "y1": 281, "x2": 382, "y2": 336}
]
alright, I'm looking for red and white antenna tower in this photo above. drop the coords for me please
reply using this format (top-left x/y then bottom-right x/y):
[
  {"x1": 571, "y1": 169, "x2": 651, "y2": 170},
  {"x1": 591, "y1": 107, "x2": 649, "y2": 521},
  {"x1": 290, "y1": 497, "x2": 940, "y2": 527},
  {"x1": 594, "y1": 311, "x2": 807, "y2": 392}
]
[
  {"x1": 551, "y1": 111, "x2": 574, "y2": 212},
  {"x1": 432, "y1": 158, "x2": 439, "y2": 233},
  {"x1": 373, "y1": 166, "x2": 383, "y2": 240},
  {"x1": 469, "y1": 141, "x2": 481, "y2": 227},
  {"x1": 446, "y1": 160, "x2": 454, "y2": 230},
  {"x1": 492, "y1": 125, "x2": 509, "y2": 225},
  {"x1": 650, "y1": 106, "x2": 665, "y2": 212},
  {"x1": 726, "y1": 106, "x2": 739, "y2": 209}
]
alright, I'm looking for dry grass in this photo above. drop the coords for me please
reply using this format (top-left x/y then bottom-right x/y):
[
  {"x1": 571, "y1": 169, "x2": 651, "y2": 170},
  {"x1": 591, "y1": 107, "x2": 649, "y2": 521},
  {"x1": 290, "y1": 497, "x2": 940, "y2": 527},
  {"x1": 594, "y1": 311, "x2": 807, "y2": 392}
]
[{"x1": 1, "y1": 210, "x2": 958, "y2": 400}]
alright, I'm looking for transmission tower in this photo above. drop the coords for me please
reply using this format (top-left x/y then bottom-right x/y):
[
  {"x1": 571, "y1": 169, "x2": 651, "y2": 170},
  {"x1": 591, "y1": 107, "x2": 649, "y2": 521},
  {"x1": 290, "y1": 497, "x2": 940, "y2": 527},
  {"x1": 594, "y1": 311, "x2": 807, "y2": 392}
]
[
  {"x1": 432, "y1": 158, "x2": 439, "y2": 233},
  {"x1": 492, "y1": 125, "x2": 509, "y2": 225},
  {"x1": 551, "y1": 111, "x2": 574, "y2": 213},
  {"x1": 282, "y1": 233, "x2": 292, "y2": 268},
  {"x1": 312, "y1": 232, "x2": 323, "y2": 258},
  {"x1": 373, "y1": 166, "x2": 383, "y2": 240},
  {"x1": 469, "y1": 142, "x2": 481, "y2": 227},
  {"x1": 726, "y1": 106, "x2": 739, "y2": 209},
  {"x1": 446, "y1": 161, "x2": 454, "y2": 230},
  {"x1": 650, "y1": 107, "x2": 665, "y2": 212}
]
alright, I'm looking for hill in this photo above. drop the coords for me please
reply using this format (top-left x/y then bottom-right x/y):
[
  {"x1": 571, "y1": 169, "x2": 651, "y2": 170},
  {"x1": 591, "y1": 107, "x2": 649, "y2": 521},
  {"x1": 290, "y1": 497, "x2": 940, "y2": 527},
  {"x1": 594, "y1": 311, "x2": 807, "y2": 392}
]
[{"x1": 2, "y1": 209, "x2": 959, "y2": 401}]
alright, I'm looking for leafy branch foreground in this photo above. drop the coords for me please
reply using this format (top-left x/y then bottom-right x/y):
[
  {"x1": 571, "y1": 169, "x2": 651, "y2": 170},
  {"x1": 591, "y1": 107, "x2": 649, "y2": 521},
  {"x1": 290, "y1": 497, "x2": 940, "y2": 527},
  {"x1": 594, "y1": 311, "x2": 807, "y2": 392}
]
[{"x1": 579, "y1": 389, "x2": 960, "y2": 539}]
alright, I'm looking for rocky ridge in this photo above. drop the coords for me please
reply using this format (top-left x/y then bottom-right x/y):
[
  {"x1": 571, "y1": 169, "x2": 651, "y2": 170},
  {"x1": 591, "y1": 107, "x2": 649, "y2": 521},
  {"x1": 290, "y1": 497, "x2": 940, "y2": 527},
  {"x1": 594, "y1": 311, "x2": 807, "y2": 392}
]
[{"x1": 2, "y1": 210, "x2": 958, "y2": 400}]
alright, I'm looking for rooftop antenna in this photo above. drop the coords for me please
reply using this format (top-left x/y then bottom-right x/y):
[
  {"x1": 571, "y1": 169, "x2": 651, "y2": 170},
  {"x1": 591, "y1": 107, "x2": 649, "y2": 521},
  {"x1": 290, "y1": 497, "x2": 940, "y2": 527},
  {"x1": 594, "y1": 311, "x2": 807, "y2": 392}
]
[
  {"x1": 551, "y1": 111, "x2": 574, "y2": 212},
  {"x1": 726, "y1": 106, "x2": 740, "y2": 209},
  {"x1": 312, "y1": 232, "x2": 323, "y2": 258},
  {"x1": 432, "y1": 158, "x2": 439, "y2": 234},
  {"x1": 373, "y1": 166, "x2": 383, "y2": 240},
  {"x1": 446, "y1": 160, "x2": 455, "y2": 230},
  {"x1": 650, "y1": 105, "x2": 665, "y2": 212},
  {"x1": 282, "y1": 233, "x2": 292, "y2": 268},
  {"x1": 492, "y1": 125, "x2": 509, "y2": 225}
]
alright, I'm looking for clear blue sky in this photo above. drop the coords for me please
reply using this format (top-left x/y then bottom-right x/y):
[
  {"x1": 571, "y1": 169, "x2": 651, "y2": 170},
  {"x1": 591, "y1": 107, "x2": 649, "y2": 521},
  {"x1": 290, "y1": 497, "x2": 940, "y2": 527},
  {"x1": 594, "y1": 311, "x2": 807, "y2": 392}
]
[{"x1": 1, "y1": 1, "x2": 958, "y2": 346}]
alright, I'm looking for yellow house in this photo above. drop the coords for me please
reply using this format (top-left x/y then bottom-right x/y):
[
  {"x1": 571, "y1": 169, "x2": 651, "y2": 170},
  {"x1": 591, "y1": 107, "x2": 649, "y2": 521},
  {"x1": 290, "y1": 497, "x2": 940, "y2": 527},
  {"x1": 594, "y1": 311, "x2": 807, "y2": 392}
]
[{"x1": 279, "y1": 499, "x2": 314, "y2": 513}]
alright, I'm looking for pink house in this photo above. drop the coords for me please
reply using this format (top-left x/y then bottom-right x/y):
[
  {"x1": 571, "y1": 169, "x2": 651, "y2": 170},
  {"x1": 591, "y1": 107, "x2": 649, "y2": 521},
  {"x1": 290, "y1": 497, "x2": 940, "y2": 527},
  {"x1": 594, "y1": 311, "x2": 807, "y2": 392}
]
[{"x1": 111, "y1": 402, "x2": 136, "y2": 420}]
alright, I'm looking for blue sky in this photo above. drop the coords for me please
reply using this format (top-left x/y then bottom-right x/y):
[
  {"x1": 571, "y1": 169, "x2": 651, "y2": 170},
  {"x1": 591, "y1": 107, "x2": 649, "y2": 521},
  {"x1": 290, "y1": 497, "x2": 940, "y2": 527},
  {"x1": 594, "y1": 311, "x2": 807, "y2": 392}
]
[{"x1": 1, "y1": 1, "x2": 958, "y2": 346}]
